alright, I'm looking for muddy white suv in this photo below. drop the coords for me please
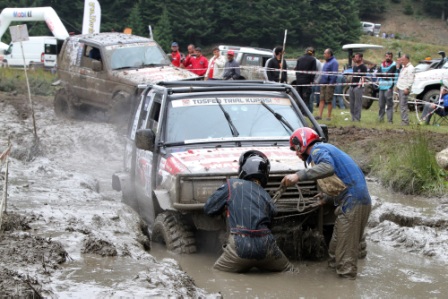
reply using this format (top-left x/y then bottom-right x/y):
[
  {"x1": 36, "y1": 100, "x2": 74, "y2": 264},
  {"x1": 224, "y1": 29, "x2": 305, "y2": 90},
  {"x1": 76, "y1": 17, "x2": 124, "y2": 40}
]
[
  {"x1": 218, "y1": 45, "x2": 298, "y2": 85},
  {"x1": 112, "y1": 80, "x2": 334, "y2": 259},
  {"x1": 411, "y1": 55, "x2": 448, "y2": 103},
  {"x1": 54, "y1": 32, "x2": 198, "y2": 120}
]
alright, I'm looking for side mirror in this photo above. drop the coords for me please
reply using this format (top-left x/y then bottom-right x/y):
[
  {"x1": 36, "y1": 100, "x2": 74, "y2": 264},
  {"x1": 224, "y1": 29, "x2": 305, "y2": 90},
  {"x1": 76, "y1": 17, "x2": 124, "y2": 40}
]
[
  {"x1": 135, "y1": 129, "x2": 156, "y2": 151},
  {"x1": 92, "y1": 60, "x2": 102, "y2": 72},
  {"x1": 319, "y1": 124, "x2": 329, "y2": 142}
]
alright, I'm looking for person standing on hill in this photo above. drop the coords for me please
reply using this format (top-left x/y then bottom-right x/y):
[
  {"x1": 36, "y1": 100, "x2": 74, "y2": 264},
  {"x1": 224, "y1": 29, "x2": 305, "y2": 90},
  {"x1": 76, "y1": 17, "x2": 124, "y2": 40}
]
[
  {"x1": 377, "y1": 52, "x2": 397, "y2": 123},
  {"x1": 294, "y1": 47, "x2": 317, "y2": 112},
  {"x1": 317, "y1": 48, "x2": 339, "y2": 121},
  {"x1": 348, "y1": 53, "x2": 367, "y2": 122},
  {"x1": 396, "y1": 54, "x2": 415, "y2": 126}
]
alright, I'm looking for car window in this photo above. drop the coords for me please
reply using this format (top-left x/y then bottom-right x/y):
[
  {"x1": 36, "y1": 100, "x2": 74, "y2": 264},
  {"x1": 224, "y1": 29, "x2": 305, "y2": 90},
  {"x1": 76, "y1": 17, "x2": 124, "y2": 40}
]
[
  {"x1": 107, "y1": 43, "x2": 170, "y2": 70},
  {"x1": 242, "y1": 54, "x2": 263, "y2": 67},
  {"x1": 45, "y1": 43, "x2": 57, "y2": 55},
  {"x1": 164, "y1": 95, "x2": 303, "y2": 143}
]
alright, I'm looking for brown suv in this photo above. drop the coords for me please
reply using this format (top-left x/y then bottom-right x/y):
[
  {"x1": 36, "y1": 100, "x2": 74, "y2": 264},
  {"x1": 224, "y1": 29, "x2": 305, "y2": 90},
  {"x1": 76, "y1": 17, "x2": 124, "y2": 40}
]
[{"x1": 54, "y1": 32, "x2": 198, "y2": 120}]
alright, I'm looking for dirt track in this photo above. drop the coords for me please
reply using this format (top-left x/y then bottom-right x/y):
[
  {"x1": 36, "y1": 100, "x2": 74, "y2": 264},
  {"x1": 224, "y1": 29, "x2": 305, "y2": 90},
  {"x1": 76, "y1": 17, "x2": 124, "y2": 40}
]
[
  {"x1": 0, "y1": 92, "x2": 213, "y2": 297},
  {"x1": 1, "y1": 92, "x2": 447, "y2": 297}
]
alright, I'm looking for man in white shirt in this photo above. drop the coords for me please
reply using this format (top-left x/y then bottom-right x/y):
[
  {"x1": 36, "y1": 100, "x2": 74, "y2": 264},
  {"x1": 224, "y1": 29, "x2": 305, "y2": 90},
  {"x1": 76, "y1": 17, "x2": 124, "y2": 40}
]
[
  {"x1": 396, "y1": 54, "x2": 415, "y2": 125},
  {"x1": 205, "y1": 47, "x2": 226, "y2": 80}
]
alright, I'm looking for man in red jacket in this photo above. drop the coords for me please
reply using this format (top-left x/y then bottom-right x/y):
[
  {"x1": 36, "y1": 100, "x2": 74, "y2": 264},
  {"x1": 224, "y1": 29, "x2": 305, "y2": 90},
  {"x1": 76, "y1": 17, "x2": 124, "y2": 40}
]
[
  {"x1": 188, "y1": 47, "x2": 208, "y2": 76},
  {"x1": 170, "y1": 42, "x2": 182, "y2": 67}
]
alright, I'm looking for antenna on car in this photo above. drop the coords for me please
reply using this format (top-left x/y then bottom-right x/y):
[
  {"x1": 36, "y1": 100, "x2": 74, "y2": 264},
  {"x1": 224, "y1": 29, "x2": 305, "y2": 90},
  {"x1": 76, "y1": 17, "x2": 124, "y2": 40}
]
[{"x1": 148, "y1": 25, "x2": 153, "y2": 40}]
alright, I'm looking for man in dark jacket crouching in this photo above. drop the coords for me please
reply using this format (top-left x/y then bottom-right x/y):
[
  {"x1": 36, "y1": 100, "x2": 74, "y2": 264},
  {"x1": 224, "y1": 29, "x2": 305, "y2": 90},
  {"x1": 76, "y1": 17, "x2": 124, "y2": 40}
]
[{"x1": 204, "y1": 150, "x2": 295, "y2": 273}]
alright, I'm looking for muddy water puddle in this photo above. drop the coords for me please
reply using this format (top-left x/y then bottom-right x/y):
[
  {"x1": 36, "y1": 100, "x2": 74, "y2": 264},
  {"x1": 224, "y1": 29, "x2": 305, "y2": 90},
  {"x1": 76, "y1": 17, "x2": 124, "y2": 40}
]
[
  {"x1": 150, "y1": 239, "x2": 447, "y2": 298},
  {"x1": 148, "y1": 181, "x2": 448, "y2": 298}
]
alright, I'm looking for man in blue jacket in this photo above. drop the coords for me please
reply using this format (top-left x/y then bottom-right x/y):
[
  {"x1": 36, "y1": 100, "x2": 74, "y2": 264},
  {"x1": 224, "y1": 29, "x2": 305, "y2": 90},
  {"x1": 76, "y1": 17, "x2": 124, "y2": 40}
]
[
  {"x1": 317, "y1": 48, "x2": 339, "y2": 121},
  {"x1": 281, "y1": 128, "x2": 371, "y2": 279},
  {"x1": 204, "y1": 150, "x2": 294, "y2": 273},
  {"x1": 377, "y1": 52, "x2": 397, "y2": 123}
]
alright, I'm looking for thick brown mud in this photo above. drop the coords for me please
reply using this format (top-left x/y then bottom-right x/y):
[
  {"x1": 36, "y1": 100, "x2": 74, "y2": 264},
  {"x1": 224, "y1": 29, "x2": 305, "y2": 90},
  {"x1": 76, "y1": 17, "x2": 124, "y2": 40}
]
[{"x1": 1, "y1": 91, "x2": 447, "y2": 297}]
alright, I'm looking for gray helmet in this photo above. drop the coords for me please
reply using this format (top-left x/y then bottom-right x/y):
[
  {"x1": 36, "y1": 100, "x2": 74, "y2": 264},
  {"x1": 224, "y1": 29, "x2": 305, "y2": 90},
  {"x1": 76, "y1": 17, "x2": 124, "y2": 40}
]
[{"x1": 238, "y1": 150, "x2": 270, "y2": 187}]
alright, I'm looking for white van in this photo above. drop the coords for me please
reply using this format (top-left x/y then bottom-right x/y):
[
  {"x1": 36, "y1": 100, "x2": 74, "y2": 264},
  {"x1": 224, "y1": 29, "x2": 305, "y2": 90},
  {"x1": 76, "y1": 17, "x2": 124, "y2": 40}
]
[
  {"x1": 361, "y1": 22, "x2": 381, "y2": 37},
  {"x1": 2, "y1": 36, "x2": 58, "y2": 68}
]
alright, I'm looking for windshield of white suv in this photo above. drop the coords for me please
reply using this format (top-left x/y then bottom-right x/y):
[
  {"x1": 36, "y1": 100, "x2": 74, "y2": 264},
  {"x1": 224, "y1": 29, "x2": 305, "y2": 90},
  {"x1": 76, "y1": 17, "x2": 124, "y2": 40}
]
[
  {"x1": 107, "y1": 42, "x2": 170, "y2": 70},
  {"x1": 165, "y1": 96, "x2": 304, "y2": 143}
]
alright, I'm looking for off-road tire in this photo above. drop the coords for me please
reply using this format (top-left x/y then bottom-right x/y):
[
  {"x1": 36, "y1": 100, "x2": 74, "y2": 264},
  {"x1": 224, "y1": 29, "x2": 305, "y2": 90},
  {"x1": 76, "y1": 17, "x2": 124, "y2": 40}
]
[
  {"x1": 362, "y1": 84, "x2": 374, "y2": 109},
  {"x1": 341, "y1": 84, "x2": 374, "y2": 109},
  {"x1": 152, "y1": 212, "x2": 197, "y2": 254},
  {"x1": 54, "y1": 88, "x2": 76, "y2": 118},
  {"x1": 422, "y1": 89, "x2": 441, "y2": 104}
]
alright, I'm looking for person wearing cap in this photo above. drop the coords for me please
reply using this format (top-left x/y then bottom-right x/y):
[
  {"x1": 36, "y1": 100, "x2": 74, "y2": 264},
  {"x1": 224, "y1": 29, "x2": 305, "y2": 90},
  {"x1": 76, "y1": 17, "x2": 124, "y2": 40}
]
[
  {"x1": 186, "y1": 47, "x2": 208, "y2": 76},
  {"x1": 205, "y1": 47, "x2": 226, "y2": 80},
  {"x1": 204, "y1": 150, "x2": 295, "y2": 273},
  {"x1": 170, "y1": 42, "x2": 182, "y2": 67},
  {"x1": 281, "y1": 127, "x2": 371, "y2": 280},
  {"x1": 419, "y1": 82, "x2": 448, "y2": 125},
  {"x1": 222, "y1": 50, "x2": 241, "y2": 80},
  {"x1": 294, "y1": 47, "x2": 317, "y2": 112}
]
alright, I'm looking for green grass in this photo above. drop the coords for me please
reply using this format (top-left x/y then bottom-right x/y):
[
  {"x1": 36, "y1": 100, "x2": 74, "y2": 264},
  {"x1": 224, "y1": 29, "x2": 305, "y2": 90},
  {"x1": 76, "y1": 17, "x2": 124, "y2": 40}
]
[
  {"x1": 0, "y1": 67, "x2": 57, "y2": 96},
  {"x1": 315, "y1": 101, "x2": 448, "y2": 196}
]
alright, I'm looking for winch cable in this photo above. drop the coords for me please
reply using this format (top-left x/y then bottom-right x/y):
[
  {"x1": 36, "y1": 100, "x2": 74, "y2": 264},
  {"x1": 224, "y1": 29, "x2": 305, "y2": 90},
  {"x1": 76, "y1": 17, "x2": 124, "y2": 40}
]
[{"x1": 271, "y1": 184, "x2": 310, "y2": 213}]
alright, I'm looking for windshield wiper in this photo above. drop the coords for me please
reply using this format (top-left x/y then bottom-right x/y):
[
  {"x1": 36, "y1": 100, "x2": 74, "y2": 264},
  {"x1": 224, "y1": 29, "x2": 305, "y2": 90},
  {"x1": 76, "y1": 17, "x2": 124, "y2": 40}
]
[
  {"x1": 215, "y1": 98, "x2": 239, "y2": 137},
  {"x1": 260, "y1": 101, "x2": 294, "y2": 134}
]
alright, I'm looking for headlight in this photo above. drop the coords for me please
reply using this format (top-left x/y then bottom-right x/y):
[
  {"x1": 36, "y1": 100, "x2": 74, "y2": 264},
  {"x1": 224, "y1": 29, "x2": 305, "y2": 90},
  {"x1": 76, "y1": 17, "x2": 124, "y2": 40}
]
[{"x1": 179, "y1": 179, "x2": 226, "y2": 203}]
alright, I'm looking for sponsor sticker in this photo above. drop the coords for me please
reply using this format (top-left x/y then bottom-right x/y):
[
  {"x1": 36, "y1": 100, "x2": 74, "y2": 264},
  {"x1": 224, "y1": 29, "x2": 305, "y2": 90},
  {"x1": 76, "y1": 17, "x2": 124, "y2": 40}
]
[{"x1": 172, "y1": 97, "x2": 290, "y2": 107}]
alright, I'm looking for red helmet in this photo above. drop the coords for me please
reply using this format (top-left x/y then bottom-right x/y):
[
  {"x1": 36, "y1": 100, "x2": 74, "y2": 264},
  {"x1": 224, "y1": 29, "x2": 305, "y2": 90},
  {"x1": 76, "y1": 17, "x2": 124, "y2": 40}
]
[{"x1": 289, "y1": 128, "x2": 321, "y2": 154}]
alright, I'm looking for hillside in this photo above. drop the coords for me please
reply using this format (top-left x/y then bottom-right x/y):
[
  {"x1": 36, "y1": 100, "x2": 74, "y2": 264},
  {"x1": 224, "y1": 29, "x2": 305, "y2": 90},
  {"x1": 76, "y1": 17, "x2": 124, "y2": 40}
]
[{"x1": 367, "y1": 2, "x2": 448, "y2": 46}]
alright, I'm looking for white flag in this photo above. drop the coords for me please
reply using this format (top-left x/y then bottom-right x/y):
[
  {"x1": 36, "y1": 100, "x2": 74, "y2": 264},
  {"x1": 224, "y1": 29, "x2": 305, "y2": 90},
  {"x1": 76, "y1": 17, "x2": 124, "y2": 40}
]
[{"x1": 82, "y1": 0, "x2": 101, "y2": 34}]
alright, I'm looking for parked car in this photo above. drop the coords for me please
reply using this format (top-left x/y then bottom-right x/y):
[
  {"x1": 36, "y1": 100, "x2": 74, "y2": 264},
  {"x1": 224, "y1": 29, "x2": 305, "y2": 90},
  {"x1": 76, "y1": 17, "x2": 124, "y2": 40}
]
[
  {"x1": 218, "y1": 45, "x2": 298, "y2": 85},
  {"x1": 361, "y1": 22, "x2": 381, "y2": 37},
  {"x1": 2, "y1": 36, "x2": 61, "y2": 68},
  {"x1": 411, "y1": 52, "x2": 448, "y2": 105},
  {"x1": 54, "y1": 32, "x2": 198, "y2": 122},
  {"x1": 414, "y1": 51, "x2": 446, "y2": 73},
  {"x1": 112, "y1": 80, "x2": 333, "y2": 259}
]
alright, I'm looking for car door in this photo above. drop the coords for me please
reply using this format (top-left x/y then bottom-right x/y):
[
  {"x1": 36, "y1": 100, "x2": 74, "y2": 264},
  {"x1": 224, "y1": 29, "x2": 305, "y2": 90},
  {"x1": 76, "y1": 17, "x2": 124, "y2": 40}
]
[
  {"x1": 240, "y1": 54, "x2": 270, "y2": 80},
  {"x1": 132, "y1": 90, "x2": 163, "y2": 198},
  {"x1": 78, "y1": 44, "x2": 109, "y2": 105}
]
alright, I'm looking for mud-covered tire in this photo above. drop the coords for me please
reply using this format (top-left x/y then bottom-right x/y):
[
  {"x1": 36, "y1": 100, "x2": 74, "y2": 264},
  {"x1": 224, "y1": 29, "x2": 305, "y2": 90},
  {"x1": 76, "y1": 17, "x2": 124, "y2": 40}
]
[
  {"x1": 152, "y1": 212, "x2": 197, "y2": 254},
  {"x1": 362, "y1": 85, "x2": 374, "y2": 109},
  {"x1": 422, "y1": 89, "x2": 440, "y2": 104},
  {"x1": 54, "y1": 88, "x2": 76, "y2": 118}
]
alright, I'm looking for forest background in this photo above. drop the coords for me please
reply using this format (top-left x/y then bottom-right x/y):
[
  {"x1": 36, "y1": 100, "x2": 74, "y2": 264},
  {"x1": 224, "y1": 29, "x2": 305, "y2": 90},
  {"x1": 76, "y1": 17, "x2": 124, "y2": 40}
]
[{"x1": 0, "y1": 0, "x2": 447, "y2": 54}]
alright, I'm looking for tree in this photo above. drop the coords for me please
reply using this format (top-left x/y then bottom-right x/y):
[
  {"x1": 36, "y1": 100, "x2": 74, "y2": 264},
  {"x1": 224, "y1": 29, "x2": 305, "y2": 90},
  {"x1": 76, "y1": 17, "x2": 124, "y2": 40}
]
[
  {"x1": 127, "y1": 2, "x2": 146, "y2": 36},
  {"x1": 423, "y1": 0, "x2": 448, "y2": 21},
  {"x1": 153, "y1": 7, "x2": 173, "y2": 52},
  {"x1": 307, "y1": 0, "x2": 361, "y2": 52}
]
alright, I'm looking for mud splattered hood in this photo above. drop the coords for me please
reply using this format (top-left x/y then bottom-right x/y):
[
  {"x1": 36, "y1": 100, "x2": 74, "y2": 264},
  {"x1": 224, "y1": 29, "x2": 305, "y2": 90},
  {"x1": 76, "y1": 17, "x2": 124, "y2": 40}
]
[
  {"x1": 112, "y1": 66, "x2": 198, "y2": 85},
  {"x1": 163, "y1": 146, "x2": 303, "y2": 175}
]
